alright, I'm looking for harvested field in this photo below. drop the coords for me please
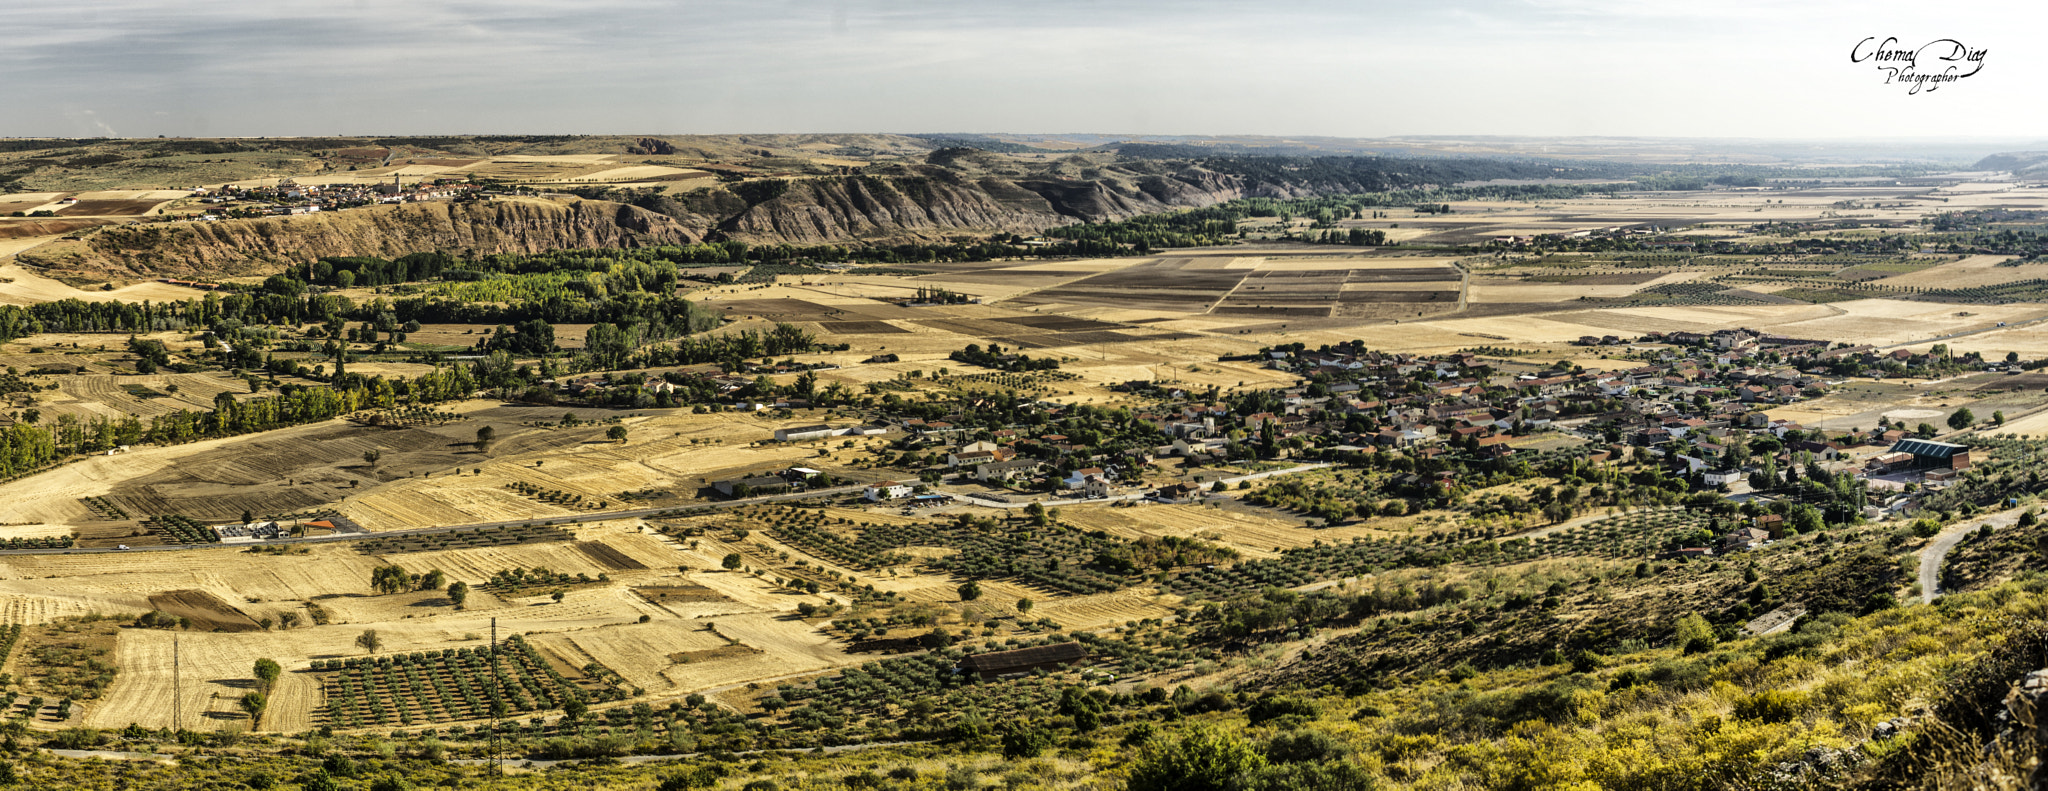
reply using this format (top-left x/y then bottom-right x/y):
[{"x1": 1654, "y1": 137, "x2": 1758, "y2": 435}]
[
  {"x1": 995, "y1": 315, "x2": 1130, "y2": 331},
  {"x1": 1031, "y1": 590, "x2": 1175, "y2": 630},
  {"x1": 1521, "y1": 271, "x2": 1669, "y2": 285},
  {"x1": 818, "y1": 320, "x2": 907, "y2": 334},
  {"x1": 632, "y1": 584, "x2": 732, "y2": 604},
  {"x1": 1342, "y1": 268, "x2": 1462, "y2": 282},
  {"x1": 0, "y1": 266, "x2": 205, "y2": 305},
  {"x1": 147, "y1": 589, "x2": 262, "y2": 632},
  {"x1": 0, "y1": 218, "x2": 110, "y2": 240},
  {"x1": 1211, "y1": 306, "x2": 1332, "y2": 317},
  {"x1": 1875, "y1": 255, "x2": 2047, "y2": 288},
  {"x1": 87, "y1": 628, "x2": 331, "y2": 732},
  {"x1": 573, "y1": 540, "x2": 649, "y2": 570},
  {"x1": 54, "y1": 199, "x2": 163, "y2": 216}
]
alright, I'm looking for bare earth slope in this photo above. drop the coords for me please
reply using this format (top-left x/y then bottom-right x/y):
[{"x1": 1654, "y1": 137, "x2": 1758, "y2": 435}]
[{"x1": 19, "y1": 198, "x2": 701, "y2": 279}]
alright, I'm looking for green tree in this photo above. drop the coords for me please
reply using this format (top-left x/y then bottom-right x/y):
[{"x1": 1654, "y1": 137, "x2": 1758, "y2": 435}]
[
  {"x1": 1127, "y1": 725, "x2": 1269, "y2": 791},
  {"x1": 1016, "y1": 597, "x2": 1033, "y2": 614},
  {"x1": 362, "y1": 449, "x2": 382, "y2": 471},
  {"x1": 240, "y1": 691, "x2": 268, "y2": 729},
  {"x1": 1673, "y1": 613, "x2": 1716, "y2": 654},
  {"x1": 419, "y1": 569, "x2": 445, "y2": 591},
  {"x1": 1000, "y1": 720, "x2": 1054, "y2": 758},
  {"x1": 475, "y1": 425, "x2": 496, "y2": 450},
  {"x1": 607, "y1": 425, "x2": 628, "y2": 444},
  {"x1": 1948, "y1": 407, "x2": 1975, "y2": 430},
  {"x1": 355, "y1": 629, "x2": 382, "y2": 655},
  {"x1": 253, "y1": 658, "x2": 282, "y2": 695},
  {"x1": 722, "y1": 553, "x2": 744, "y2": 571},
  {"x1": 958, "y1": 580, "x2": 982, "y2": 601},
  {"x1": 551, "y1": 590, "x2": 566, "y2": 604},
  {"x1": 446, "y1": 581, "x2": 468, "y2": 609}
]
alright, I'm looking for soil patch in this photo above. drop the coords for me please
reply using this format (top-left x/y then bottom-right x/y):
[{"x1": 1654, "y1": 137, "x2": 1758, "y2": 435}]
[
  {"x1": 633, "y1": 584, "x2": 732, "y2": 603},
  {"x1": 0, "y1": 218, "x2": 110, "y2": 239},
  {"x1": 55, "y1": 200, "x2": 161, "y2": 217},
  {"x1": 573, "y1": 541, "x2": 649, "y2": 571},
  {"x1": 667, "y1": 644, "x2": 764, "y2": 664},
  {"x1": 145, "y1": 590, "x2": 261, "y2": 632},
  {"x1": 996, "y1": 316, "x2": 1129, "y2": 332},
  {"x1": 818, "y1": 320, "x2": 907, "y2": 334}
]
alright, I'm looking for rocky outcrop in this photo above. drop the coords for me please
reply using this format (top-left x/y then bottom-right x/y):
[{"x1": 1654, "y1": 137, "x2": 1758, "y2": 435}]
[
  {"x1": 702, "y1": 161, "x2": 1258, "y2": 243},
  {"x1": 23, "y1": 198, "x2": 699, "y2": 279},
  {"x1": 20, "y1": 152, "x2": 1565, "y2": 279}
]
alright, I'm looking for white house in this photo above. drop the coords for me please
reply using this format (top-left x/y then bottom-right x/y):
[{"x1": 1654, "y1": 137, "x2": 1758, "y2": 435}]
[
  {"x1": 1062, "y1": 467, "x2": 1104, "y2": 490},
  {"x1": 864, "y1": 481, "x2": 915, "y2": 502}
]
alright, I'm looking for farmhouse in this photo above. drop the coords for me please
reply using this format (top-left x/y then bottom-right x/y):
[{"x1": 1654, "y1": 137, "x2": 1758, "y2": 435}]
[
  {"x1": 958, "y1": 641, "x2": 1089, "y2": 679},
  {"x1": 712, "y1": 476, "x2": 792, "y2": 499},
  {"x1": 975, "y1": 458, "x2": 1045, "y2": 483},
  {"x1": 864, "y1": 481, "x2": 915, "y2": 501},
  {"x1": 1888, "y1": 438, "x2": 1972, "y2": 471},
  {"x1": 774, "y1": 425, "x2": 840, "y2": 442}
]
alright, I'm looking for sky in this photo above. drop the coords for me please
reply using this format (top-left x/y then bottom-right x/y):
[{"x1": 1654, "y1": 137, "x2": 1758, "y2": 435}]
[{"x1": 1, "y1": 0, "x2": 2043, "y2": 141}]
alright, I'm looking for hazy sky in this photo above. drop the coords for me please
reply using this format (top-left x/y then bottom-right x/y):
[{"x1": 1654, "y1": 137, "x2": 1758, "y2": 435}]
[{"x1": 2, "y1": 0, "x2": 2041, "y2": 140}]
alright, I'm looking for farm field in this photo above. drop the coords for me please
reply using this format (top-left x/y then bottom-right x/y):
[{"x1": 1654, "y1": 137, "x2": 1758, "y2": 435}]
[{"x1": 8, "y1": 169, "x2": 2048, "y2": 752}]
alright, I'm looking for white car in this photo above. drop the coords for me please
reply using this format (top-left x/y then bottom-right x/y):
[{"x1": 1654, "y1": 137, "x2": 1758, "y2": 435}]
[{"x1": 116, "y1": 545, "x2": 130, "y2": 550}]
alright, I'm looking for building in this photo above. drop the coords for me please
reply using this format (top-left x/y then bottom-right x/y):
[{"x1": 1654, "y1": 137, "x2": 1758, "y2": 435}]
[
  {"x1": 958, "y1": 641, "x2": 1089, "y2": 679},
  {"x1": 975, "y1": 458, "x2": 1045, "y2": 483},
  {"x1": 1722, "y1": 527, "x2": 1770, "y2": 552},
  {"x1": 1152, "y1": 482, "x2": 1206, "y2": 503},
  {"x1": 864, "y1": 481, "x2": 915, "y2": 501},
  {"x1": 774, "y1": 425, "x2": 839, "y2": 442},
  {"x1": 713, "y1": 476, "x2": 792, "y2": 498},
  {"x1": 1888, "y1": 438, "x2": 1972, "y2": 471}
]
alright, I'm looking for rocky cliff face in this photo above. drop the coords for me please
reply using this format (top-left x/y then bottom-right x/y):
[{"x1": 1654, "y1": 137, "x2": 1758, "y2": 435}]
[
  {"x1": 22, "y1": 151, "x2": 1559, "y2": 279},
  {"x1": 703, "y1": 160, "x2": 1258, "y2": 243},
  {"x1": 23, "y1": 198, "x2": 700, "y2": 279}
]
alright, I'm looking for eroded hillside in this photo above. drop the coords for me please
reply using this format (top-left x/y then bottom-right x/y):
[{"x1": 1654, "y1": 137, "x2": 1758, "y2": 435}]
[{"x1": 18, "y1": 198, "x2": 700, "y2": 280}]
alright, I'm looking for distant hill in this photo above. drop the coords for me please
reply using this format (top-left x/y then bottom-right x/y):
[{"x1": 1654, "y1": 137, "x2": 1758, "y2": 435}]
[{"x1": 1974, "y1": 151, "x2": 2048, "y2": 174}]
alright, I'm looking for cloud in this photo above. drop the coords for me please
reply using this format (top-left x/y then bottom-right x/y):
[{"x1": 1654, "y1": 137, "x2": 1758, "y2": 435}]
[{"x1": 0, "y1": 0, "x2": 2040, "y2": 139}]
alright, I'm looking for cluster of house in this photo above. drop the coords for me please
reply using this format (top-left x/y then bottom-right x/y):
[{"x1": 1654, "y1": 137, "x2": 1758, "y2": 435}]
[
  {"x1": 1260, "y1": 332, "x2": 1985, "y2": 495},
  {"x1": 546, "y1": 364, "x2": 847, "y2": 410},
  {"x1": 182, "y1": 176, "x2": 482, "y2": 221}
]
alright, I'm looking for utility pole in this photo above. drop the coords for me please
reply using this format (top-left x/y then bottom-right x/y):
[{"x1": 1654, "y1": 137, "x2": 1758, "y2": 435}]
[
  {"x1": 490, "y1": 617, "x2": 500, "y2": 777},
  {"x1": 173, "y1": 634, "x2": 182, "y2": 734}
]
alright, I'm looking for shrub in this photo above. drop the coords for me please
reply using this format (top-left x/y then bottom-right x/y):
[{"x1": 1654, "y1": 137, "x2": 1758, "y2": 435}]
[{"x1": 1734, "y1": 689, "x2": 1811, "y2": 723}]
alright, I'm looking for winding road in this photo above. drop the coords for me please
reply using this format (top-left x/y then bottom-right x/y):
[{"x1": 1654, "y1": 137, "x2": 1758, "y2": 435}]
[{"x1": 1918, "y1": 505, "x2": 2025, "y2": 604}]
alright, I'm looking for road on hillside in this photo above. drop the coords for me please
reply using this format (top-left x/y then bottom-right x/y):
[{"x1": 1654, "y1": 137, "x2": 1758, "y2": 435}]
[
  {"x1": 1919, "y1": 505, "x2": 2026, "y2": 604},
  {"x1": 937, "y1": 462, "x2": 1336, "y2": 509}
]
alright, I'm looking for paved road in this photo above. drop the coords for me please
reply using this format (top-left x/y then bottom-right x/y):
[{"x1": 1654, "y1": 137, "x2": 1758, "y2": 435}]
[
  {"x1": 1919, "y1": 505, "x2": 2025, "y2": 603},
  {"x1": 939, "y1": 462, "x2": 1337, "y2": 509},
  {"x1": 0, "y1": 484, "x2": 870, "y2": 557}
]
